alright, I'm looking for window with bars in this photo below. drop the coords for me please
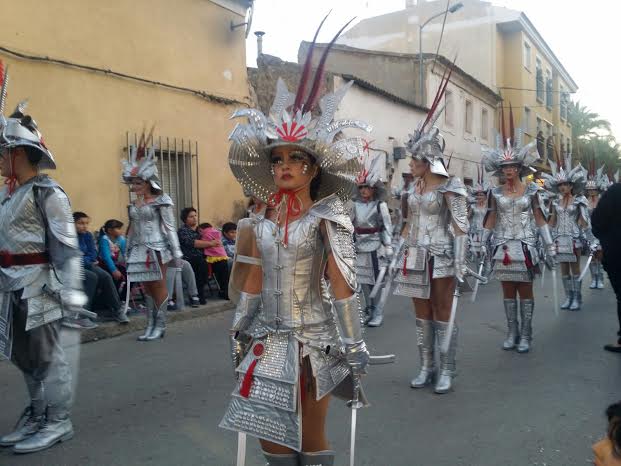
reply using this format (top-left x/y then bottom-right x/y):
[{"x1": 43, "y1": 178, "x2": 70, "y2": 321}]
[
  {"x1": 545, "y1": 70, "x2": 553, "y2": 109},
  {"x1": 481, "y1": 108, "x2": 489, "y2": 141},
  {"x1": 523, "y1": 42, "x2": 531, "y2": 71},
  {"x1": 536, "y1": 59, "x2": 544, "y2": 103},
  {"x1": 445, "y1": 90, "x2": 454, "y2": 127},
  {"x1": 560, "y1": 91, "x2": 568, "y2": 120},
  {"x1": 464, "y1": 99, "x2": 473, "y2": 134}
]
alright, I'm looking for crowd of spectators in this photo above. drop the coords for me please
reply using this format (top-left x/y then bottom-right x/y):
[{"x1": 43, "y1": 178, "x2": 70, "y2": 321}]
[{"x1": 65, "y1": 207, "x2": 237, "y2": 329}]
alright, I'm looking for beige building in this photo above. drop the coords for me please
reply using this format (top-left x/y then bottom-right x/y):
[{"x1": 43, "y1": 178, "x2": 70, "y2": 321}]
[
  {"x1": 297, "y1": 43, "x2": 501, "y2": 184},
  {"x1": 0, "y1": 0, "x2": 252, "y2": 228},
  {"x1": 340, "y1": 0, "x2": 577, "y2": 167}
]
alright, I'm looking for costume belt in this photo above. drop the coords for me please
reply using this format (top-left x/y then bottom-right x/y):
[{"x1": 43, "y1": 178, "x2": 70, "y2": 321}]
[
  {"x1": 0, "y1": 251, "x2": 49, "y2": 268},
  {"x1": 354, "y1": 227, "x2": 380, "y2": 234}
]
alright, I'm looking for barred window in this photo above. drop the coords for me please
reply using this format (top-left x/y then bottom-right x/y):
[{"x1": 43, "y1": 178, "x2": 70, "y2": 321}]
[
  {"x1": 464, "y1": 99, "x2": 473, "y2": 134},
  {"x1": 481, "y1": 108, "x2": 489, "y2": 141},
  {"x1": 545, "y1": 70, "x2": 553, "y2": 109},
  {"x1": 536, "y1": 59, "x2": 544, "y2": 103}
]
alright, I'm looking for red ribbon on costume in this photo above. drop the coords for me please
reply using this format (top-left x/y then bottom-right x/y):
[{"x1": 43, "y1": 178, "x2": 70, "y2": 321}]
[
  {"x1": 267, "y1": 188, "x2": 303, "y2": 246},
  {"x1": 239, "y1": 342, "x2": 265, "y2": 398},
  {"x1": 145, "y1": 250, "x2": 152, "y2": 269},
  {"x1": 502, "y1": 245, "x2": 512, "y2": 266},
  {"x1": 402, "y1": 248, "x2": 409, "y2": 276}
]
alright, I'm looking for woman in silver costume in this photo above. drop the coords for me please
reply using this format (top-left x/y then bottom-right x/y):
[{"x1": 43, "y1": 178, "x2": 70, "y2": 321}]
[
  {"x1": 468, "y1": 166, "x2": 492, "y2": 273},
  {"x1": 481, "y1": 128, "x2": 555, "y2": 353},
  {"x1": 542, "y1": 155, "x2": 597, "y2": 311},
  {"x1": 392, "y1": 73, "x2": 469, "y2": 394},
  {"x1": 219, "y1": 21, "x2": 370, "y2": 466},
  {"x1": 585, "y1": 164, "x2": 609, "y2": 289},
  {"x1": 122, "y1": 136, "x2": 182, "y2": 341}
]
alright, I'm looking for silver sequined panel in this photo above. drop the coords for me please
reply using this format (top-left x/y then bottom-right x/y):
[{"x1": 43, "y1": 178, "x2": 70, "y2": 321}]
[
  {"x1": 236, "y1": 333, "x2": 298, "y2": 384},
  {"x1": 24, "y1": 294, "x2": 63, "y2": 331},
  {"x1": 233, "y1": 376, "x2": 296, "y2": 412},
  {"x1": 126, "y1": 245, "x2": 165, "y2": 282},
  {"x1": 355, "y1": 252, "x2": 376, "y2": 285},
  {"x1": 308, "y1": 348, "x2": 350, "y2": 400}
]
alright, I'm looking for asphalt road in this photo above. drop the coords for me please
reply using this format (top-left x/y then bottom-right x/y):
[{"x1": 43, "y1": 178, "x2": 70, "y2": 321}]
[{"x1": 1, "y1": 276, "x2": 619, "y2": 466}]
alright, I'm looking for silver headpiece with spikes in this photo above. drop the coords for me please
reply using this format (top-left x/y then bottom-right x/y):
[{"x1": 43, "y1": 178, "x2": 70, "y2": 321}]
[
  {"x1": 540, "y1": 153, "x2": 587, "y2": 195},
  {"x1": 585, "y1": 165, "x2": 609, "y2": 192},
  {"x1": 121, "y1": 143, "x2": 162, "y2": 191}
]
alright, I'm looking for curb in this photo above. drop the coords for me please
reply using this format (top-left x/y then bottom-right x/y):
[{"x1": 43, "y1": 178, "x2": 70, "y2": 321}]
[{"x1": 81, "y1": 300, "x2": 235, "y2": 344}]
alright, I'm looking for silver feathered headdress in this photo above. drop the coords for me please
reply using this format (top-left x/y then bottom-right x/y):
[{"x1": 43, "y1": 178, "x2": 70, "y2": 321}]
[
  {"x1": 355, "y1": 144, "x2": 387, "y2": 200},
  {"x1": 228, "y1": 15, "x2": 370, "y2": 203},
  {"x1": 468, "y1": 161, "x2": 492, "y2": 196},
  {"x1": 121, "y1": 127, "x2": 162, "y2": 191},
  {"x1": 540, "y1": 152, "x2": 587, "y2": 195}
]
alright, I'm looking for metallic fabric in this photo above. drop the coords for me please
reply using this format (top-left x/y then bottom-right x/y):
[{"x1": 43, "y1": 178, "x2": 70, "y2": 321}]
[
  {"x1": 263, "y1": 451, "x2": 300, "y2": 466},
  {"x1": 300, "y1": 450, "x2": 336, "y2": 466},
  {"x1": 351, "y1": 200, "x2": 392, "y2": 252},
  {"x1": 540, "y1": 156, "x2": 587, "y2": 195},
  {"x1": 516, "y1": 299, "x2": 534, "y2": 353},
  {"x1": 561, "y1": 276, "x2": 573, "y2": 310},
  {"x1": 137, "y1": 296, "x2": 155, "y2": 341},
  {"x1": 122, "y1": 145, "x2": 162, "y2": 191},
  {"x1": 552, "y1": 196, "x2": 587, "y2": 262},
  {"x1": 570, "y1": 278, "x2": 582, "y2": 311},
  {"x1": 411, "y1": 318, "x2": 435, "y2": 388},
  {"x1": 502, "y1": 299, "x2": 519, "y2": 350},
  {"x1": 230, "y1": 292, "x2": 261, "y2": 369},
  {"x1": 144, "y1": 299, "x2": 167, "y2": 340},
  {"x1": 482, "y1": 135, "x2": 539, "y2": 178},
  {"x1": 468, "y1": 205, "x2": 487, "y2": 255},
  {"x1": 434, "y1": 320, "x2": 457, "y2": 394},
  {"x1": 12, "y1": 417, "x2": 73, "y2": 454}
]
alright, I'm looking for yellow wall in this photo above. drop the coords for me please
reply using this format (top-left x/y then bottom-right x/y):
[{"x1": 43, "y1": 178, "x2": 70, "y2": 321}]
[{"x1": 0, "y1": 0, "x2": 250, "y2": 228}]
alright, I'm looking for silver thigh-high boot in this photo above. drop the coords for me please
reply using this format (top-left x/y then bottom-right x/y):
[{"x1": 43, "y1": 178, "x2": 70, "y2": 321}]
[
  {"x1": 263, "y1": 451, "x2": 300, "y2": 465},
  {"x1": 598, "y1": 263, "x2": 605, "y2": 289},
  {"x1": 570, "y1": 278, "x2": 582, "y2": 311},
  {"x1": 14, "y1": 341, "x2": 74, "y2": 454},
  {"x1": 434, "y1": 321, "x2": 457, "y2": 394},
  {"x1": 560, "y1": 276, "x2": 573, "y2": 310},
  {"x1": 145, "y1": 298, "x2": 168, "y2": 341},
  {"x1": 589, "y1": 262, "x2": 599, "y2": 289},
  {"x1": 410, "y1": 318, "x2": 435, "y2": 388},
  {"x1": 502, "y1": 299, "x2": 520, "y2": 350},
  {"x1": 367, "y1": 293, "x2": 384, "y2": 327},
  {"x1": 516, "y1": 299, "x2": 535, "y2": 353},
  {"x1": 137, "y1": 295, "x2": 155, "y2": 341},
  {"x1": 0, "y1": 375, "x2": 45, "y2": 446},
  {"x1": 300, "y1": 450, "x2": 335, "y2": 466}
]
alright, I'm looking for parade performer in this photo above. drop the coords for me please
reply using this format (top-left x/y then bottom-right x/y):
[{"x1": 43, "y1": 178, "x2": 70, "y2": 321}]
[
  {"x1": 468, "y1": 164, "x2": 491, "y2": 273},
  {"x1": 352, "y1": 152, "x2": 393, "y2": 327},
  {"x1": 481, "y1": 113, "x2": 555, "y2": 353},
  {"x1": 0, "y1": 70, "x2": 88, "y2": 453},
  {"x1": 122, "y1": 131, "x2": 182, "y2": 341},
  {"x1": 542, "y1": 154, "x2": 597, "y2": 311},
  {"x1": 585, "y1": 161, "x2": 608, "y2": 289},
  {"x1": 391, "y1": 66, "x2": 469, "y2": 394},
  {"x1": 219, "y1": 19, "x2": 370, "y2": 466}
]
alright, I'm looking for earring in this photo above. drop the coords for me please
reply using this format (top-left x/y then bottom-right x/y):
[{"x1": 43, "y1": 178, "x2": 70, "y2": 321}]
[
  {"x1": 302, "y1": 164, "x2": 308, "y2": 175},
  {"x1": 270, "y1": 166, "x2": 275, "y2": 176}
]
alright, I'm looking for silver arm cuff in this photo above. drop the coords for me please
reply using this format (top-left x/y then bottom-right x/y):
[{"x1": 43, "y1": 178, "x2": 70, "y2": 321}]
[
  {"x1": 333, "y1": 293, "x2": 364, "y2": 345},
  {"x1": 538, "y1": 224, "x2": 554, "y2": 248},
  {"x1": 448, "y1": 195, "x2": 469, "y2": 234},
  {"x1": 230, "y1": 292, "x2": 261, "y2": 370},
  {"x1": 453, "y1": 234, "x2": 467, "y2": 268}
]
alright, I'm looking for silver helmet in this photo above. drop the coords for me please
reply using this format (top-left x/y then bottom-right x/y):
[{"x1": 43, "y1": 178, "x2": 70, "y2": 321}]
[
  {"x1": 121, "y1": 143, "x2": 162, "y2": 192},
  {"x1": 540, "y1": 153, "x2": 587, "y2": 195}
]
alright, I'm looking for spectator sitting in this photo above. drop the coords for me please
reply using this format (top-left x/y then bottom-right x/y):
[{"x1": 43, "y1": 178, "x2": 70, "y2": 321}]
[
  {"x1": 222, "y1": 222, "x2": 237, "y2": 259},
  {"x1": 166, "y1": 259, "x2": 201, "y2": 309},
  {"x1": 98, "y1": 219, "x2": 128, "y2": 298},
  {"x1": 178, "y1": 207, "x2": 214, "y2": 305},
  {"x1": 593, "y1": 401, "x2": 621, "y2": 466},
  {"x1": 199, "y1": 222, "x2": 230, "y2": 300},
  {"x1": 74, "y1": 212, "x2": 129, "y2": 324}
]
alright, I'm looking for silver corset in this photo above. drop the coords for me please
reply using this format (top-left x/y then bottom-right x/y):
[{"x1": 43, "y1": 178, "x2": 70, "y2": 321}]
[
  {"x1": 490, "y1": 183, "x2": 541, "y2": 246},
  {"x1": 351, "y1": 200, "x2": 392, "y2": 252},
  {"x1": 127, "y1": 194, "x2": 182, "y2": 258},
  {"x1": 552, "y1": 197, "x2": 586, "y2": 239},
  {"x1": 469, "y1": 205, "x2": 487, "y2": 235},
  {"x1": 406, "y1": 177, "x2": 468, "y2": 256}
]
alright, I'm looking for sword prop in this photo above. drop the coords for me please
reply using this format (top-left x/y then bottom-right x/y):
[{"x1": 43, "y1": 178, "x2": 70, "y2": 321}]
[
  {"x1": 236, "y1": 432, "x2": 246, "y2": 466},
  {"x1": 470, "y1": 258, "x2": 485, "y2": 303},
  {"x1": 368, "y1": 266, "x2": 387, "y2": 299},
  {"x1": 540, "y1": 258, "x2": 546, "y2": 289},
  {"x1": 347, "y1": 374, "x2": 363, "y2": 466},
  {"x1": 551, "y1": 266, "x2": 559, "y2": 316},
  {"x1": 578, "y1": 253, "x2": 594, "y2": 282},
  {"x1": 369, "y1": 354, "x2": 396, "y2": 365}
]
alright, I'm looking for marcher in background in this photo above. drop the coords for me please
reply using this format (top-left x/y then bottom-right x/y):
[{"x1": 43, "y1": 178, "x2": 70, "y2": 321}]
[
  {"x1": 74, "y1": 212, "x2": 128, "y2": 324},
  {"x1": 592, "y1": 181, "x2": 621, "y2": 353},
  {"x1": 198, "y1": 222, "x2": 230, "y2": 300},
  {"x1": 178, "y1": 207, "x2": 214, "y2": 305},
  {"x1": 592, "y1": 401, "x2": 621, "y2": 466},
  {"x1": 122, "y1": 133, "x2": 182, "y2": 341},
  {"x1": 0, "y1": 84, "x2": 88, "y2": 453},
  {"x1": 467, "y1": 165, "x2": 492, "y2": 275},
  {"x1": 586, "y1": 163, "x2": 609, "y2": 289}
]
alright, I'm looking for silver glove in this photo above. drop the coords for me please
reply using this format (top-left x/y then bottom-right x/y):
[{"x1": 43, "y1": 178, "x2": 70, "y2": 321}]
[
  {"x1": 333, "y1": 294, "x2": 369, "y2": 374},
  {"x1": 230, "y1": 292, "x2": 261, "y2": 371}
]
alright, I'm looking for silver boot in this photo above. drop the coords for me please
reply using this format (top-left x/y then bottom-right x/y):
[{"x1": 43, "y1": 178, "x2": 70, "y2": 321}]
[
  {"x1": 263, "y1": 451, "x2": 299, "y2": 465},
  {"x1": 598, "y1": 263, "x2": 605, "y2": 289},
  {"x1": 300, "y1": 450, "x2": 335, "y2": 466},
  {"x1": 560, "y1": 276, "x2": 573, "y2": 310},
  {"x1": 589, "y1": 262, "x2": 599, "y2": 289},
  {"x1": 569, "y1": 278, "x2": 582, "y2": 311},
  {"x1": 137, "y1": 296, "x2": 155, "y2": 341},
  {"x1": 434, "y1": 321, "x2": 457, "y2": 394},
  {"x1": 0, "y1": 375, "x2": 46, "y2": 446},
  {"x1": 13, "y1": 413, "x2": 73, "y2": 454},
  {"x1": 145, "y1": 299, "x2": 167, "y2": 341},
  {"x1": 516, "y1": 299, "x2": 534, "y2": 353},
  {"x1": 502, "y1": 299, "x2": 520, "y2": 350},
  {"x1": 367, "y1": 302, "x2": 384, "y2": 327},
  {"x1": 410, "y1": 318, "x2": 435, "y2": 388}
]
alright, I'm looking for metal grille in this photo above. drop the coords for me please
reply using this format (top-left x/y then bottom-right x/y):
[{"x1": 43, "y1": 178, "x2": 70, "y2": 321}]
[{"x1": 125, "y1": 133, "x2": 199, "y2": 221}]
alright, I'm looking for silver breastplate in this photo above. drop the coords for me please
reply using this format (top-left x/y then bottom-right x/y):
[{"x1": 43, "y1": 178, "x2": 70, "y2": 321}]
[
  {"x1": 129, "y1": 203, "x2": 167, "y2": 248},
  {"x1": 353, "y1": 200, "x2": 381, "y2": 252},
  {"x1": 408, "y1": 189, "x2": 451, "y2": 254},
  {"x1": 470, "y1": 205, "x2": 486, "y2": 234},
  {"x1": 0, "y1": 185, "x2": 48, "y2": 290},
  {"x1": 256, "y1": 214, "x2": 330, "y2": 333},
  {"x1": 493, "y1": 190, "x2": 537, "y2": 245},
  {"x1": 554, "y1": 201, "x2": 580, "y2": 238}
]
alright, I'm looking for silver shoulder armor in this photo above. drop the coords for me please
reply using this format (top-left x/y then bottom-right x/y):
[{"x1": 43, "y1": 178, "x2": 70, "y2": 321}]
[
  {"x1": 438, "y1": 176, "x2": 468, "y2": 198},
  {"x1": 36, "y1": 183, "x2": 78, "y2": 249},
  {"x1": 533, "y1": 186, "x2": 549, "y2": 220},
  {"x1": 575, "y1": 195, "x2": 590, "y2": 224},
  {"x1": 311, "y1": 195, "x2": 357, "y2": 291},
  {"x1": 439, "y1": 177, "x2": 469, "y2": 234},
  {"x1": 153, "y1": 193, "x2": 174, "y2": 207}
]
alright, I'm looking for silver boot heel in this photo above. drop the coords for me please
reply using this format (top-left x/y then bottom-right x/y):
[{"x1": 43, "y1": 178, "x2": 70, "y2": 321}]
[
  {"x1": 517, "y1": 299, "x2": 534, "y2": 353},
  {"x1": 300, "y1": 450, "x2": 335, "y2": 466},
  {"x1": 434, "y1": 321, "x2": 457, "y2": 394},
  {"x1": 589, "y1": 262, "x2": 599, "y2": 289},
  {"x1": 145, "y1": 299, "x2": 168, "y2": 340},
  {"x1": 502, "y1": 299, "x2": 520, "y2": 350},
  {"x1": 263, "y1": 451, "x2": 299, "y2": 465},
  {"x1": 137, "y1": 296, "x2": 155, "y2": 341},
  {"x1": 560, "y1": 276, "x2": 573, "y2": 309},
  {"x1": 569, "y1": 278, "x2": 581, "y2": 311},
  {"x1": 410, "y1": 318, "x2": 435, "y2": 388}
]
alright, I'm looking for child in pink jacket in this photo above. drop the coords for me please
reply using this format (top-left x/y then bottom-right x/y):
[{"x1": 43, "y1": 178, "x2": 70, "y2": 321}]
[{"x1": 198, "y1": 223, "x2": 229, "y2": 300}]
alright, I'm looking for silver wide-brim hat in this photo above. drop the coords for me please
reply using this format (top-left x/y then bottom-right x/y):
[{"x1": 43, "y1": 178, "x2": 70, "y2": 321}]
[{"x1": 0, "y1": 117, "x2": 56, "y2": 169}]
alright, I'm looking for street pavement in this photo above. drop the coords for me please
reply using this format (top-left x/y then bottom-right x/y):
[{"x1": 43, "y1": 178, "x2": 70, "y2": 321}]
[{"x1": 1, "y1": 276, "x2": 619, "y2": 466}]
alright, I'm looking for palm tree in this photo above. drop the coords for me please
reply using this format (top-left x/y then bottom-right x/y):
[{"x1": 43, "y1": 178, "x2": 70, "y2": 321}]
[{"x1": 569, "y1": 101, "x2": 612, "y2": 141}]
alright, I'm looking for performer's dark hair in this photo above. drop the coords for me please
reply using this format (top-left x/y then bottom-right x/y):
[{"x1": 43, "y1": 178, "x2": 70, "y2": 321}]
[
  {"x1": 606, "y1": 402, "x2": 621, "y2": 458},
  {"x1": 180, "y1": 207, "x2": 197, "y2": 224}
]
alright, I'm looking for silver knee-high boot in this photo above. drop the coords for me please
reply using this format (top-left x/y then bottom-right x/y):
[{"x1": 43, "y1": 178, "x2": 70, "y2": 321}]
[
  {"x1": 569, "y1": 278, "x2": 582, "y2": 311},
  {"x1": 561, "y1": 276, "x2": 573, "y2": 309},
  {"x1": 502, "y1": 299, "x2": 520, "y2": 350},
  {"x1": 410, "y1": 318, "x2": 435, "y2": 388},
  {"x1": 137, "y1": 296, "x2": 155, "y2": 341},
  {"x1": 434, "y1": 321, "x2": 457, "y2": 394},
  {"x1": 598, "y1": 263, "x2": 605, "y2": 289},
  {"x1": 145, "y1": 299, "x2": 168, "y2": 341},
  {"x1": 589, "y1": 262, "x2": 599, "y2": 289},
  {"x1": 263, "y1": 451, "x2": 299, "y2": 465},
  {"x1": 0, "y1": 375, "x2": 45, "y2": 446},
  {"x1": 300, "y1": 450, "x2": 335, "y2": 466},
  {"x1": 516, "y1": 299, "x2": 534, "y2": 353}
]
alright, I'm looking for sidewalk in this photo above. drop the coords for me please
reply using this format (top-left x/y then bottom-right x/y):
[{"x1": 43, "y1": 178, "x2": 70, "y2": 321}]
[{"x1": 81, "y1": 299, "x2": 235, "y2": 344}]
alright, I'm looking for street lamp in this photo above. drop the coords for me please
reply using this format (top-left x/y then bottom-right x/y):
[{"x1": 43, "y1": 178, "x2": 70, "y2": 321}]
[{"x1": 419, "y1": 2, "x2": 464, "y2": 105}]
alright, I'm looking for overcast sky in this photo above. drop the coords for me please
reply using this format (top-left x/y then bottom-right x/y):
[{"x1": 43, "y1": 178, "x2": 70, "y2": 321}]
[{"x1": 245, "y1": 0, "x2": 619, "y2": 140}]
